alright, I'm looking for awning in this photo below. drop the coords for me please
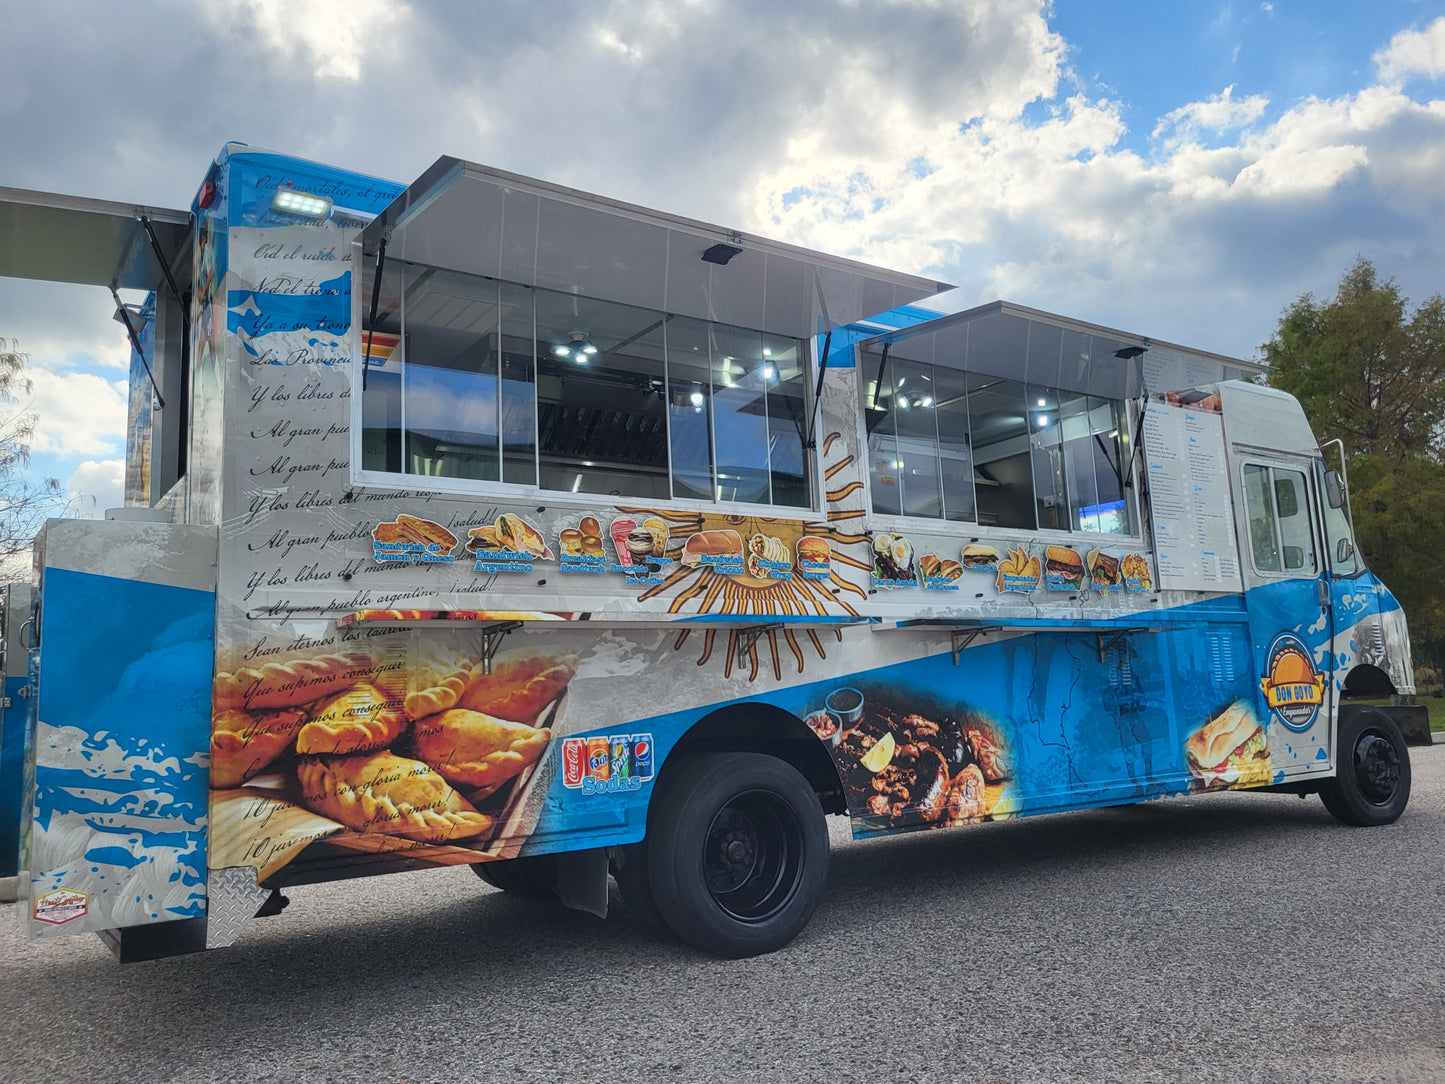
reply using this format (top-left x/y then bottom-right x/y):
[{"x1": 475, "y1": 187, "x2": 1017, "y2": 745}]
[
  {"x1": 361, "y1": 157, "x2": 951, "y2": 340},
  {"x1": 0, "y1": 186, "x2": 192, "y2": 292}
]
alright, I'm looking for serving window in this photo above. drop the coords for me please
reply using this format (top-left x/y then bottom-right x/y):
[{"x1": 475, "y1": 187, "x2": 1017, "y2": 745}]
[
  {"x1": 860, "y1": 311, "x2": 1136, "y2": 536},
  {"x1": 360, "y1": 259, "x2": 811, "y2": 508}
]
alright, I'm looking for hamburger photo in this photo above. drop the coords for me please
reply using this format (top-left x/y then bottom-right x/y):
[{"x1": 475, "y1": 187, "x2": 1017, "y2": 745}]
[
  {"x1": 1044, "y1": 544, "x2": 1085, "y2": 590},
  {"x1": 1185, "y1": 701, "x2": 1271, "y2": 789},
  {"x1": 796, "y1": 535, "x2": 831, "y2": 569},
  {"x1": 960, "y1": 544, "x2": 999, "y2": 571}
]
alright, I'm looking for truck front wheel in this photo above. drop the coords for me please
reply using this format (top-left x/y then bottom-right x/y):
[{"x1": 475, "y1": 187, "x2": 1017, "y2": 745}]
[
  {"x1": 1319, "y1": 708, "x2": 1411, "y2": 826},
  {"x1": 644, "y1": 752, "x2": 829, "y2": 958}
]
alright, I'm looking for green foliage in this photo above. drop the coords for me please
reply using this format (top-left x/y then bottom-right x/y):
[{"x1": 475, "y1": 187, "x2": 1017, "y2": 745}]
[
  {"x1": 0, "y1": 338, "x2": 65, "y2": 561},
  {"x1": 1263, "y1": 259, "x2": 1445, "y2": 459},
  {"x1": 1263, "y1": 259, "x2": 1445, "y2": 660}
]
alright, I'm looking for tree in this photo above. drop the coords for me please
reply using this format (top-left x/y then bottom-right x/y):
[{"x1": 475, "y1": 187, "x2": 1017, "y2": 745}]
[
  {"x1": 1262, "y1": 260, "x2": 1445, "y2": 681},
  {"x1": 0, "y1": 338, "x2": 66, "y2": 562}
]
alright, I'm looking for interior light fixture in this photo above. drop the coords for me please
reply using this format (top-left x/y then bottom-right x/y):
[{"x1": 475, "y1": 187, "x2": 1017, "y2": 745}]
[
  {"x1": 271, "y1": 185, "x2": 334, "y2": 218},
  {"x1": 555, "y1": 331, "x2": 599, "y2": 362},
  {"x1": 761, "y1": 363, "x2": 776, "y2": 381},
  {"x1": 1036, "y1": 414, "x2": 1051, "y2": 427},
  {"x1": 689, "y1": 383, "x2": 706, "y2": 412},
  {"x1": 919, "y1": 396, "x2": 934, "y2": 408},
  {"x1": 1037, "y1": 397, "x2": 1046, "y2": 407}
]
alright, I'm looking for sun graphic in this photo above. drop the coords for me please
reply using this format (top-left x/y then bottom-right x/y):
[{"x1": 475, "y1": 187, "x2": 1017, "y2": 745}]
[{"x1": 619, "y1": 432, "x2": 870, "y2": 682}]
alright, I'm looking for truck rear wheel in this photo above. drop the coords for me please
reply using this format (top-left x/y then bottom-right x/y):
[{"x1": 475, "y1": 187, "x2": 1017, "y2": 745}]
[
  {"x1": 1319, "y1": 708, "x2": 1411, "y2": 826},
  {"x1": 644, "y1": 752, "x2": 829, "y2": 958}
]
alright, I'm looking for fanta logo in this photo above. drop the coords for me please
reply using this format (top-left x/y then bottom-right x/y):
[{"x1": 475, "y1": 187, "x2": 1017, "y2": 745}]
[{"x1": 1261, "y1": 633, "x2": 1324, "y2": 732}]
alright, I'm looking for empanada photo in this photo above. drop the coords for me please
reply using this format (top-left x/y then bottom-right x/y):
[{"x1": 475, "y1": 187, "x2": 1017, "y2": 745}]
[
  {"x1": 458, "y1": 652, "x2": 577, "y2": 722},
  {"x1": 404, "y1": 655, "x2": 475, "y2": 720},
  {"x1": 210, "y1": 707, "x2": 307, "y2": 788},
  {"x1": 297, "y1": 751, "x2": 492, "y2": 843},
  {"x1": 296, "y1": 684, "x2": 407, "y2": 755},
  {"x1": 411, "y1": 709, "x2": 551, "y2": 788}
]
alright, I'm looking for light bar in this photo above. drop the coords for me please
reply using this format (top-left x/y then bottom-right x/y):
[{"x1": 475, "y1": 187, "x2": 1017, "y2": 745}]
[{"x1": 272, "y1": 188, "x2": 334, "y2": 218}]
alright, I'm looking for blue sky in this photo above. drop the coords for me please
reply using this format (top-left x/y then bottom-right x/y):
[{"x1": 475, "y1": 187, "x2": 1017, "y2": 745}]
[
  {"x1": 1056, "y1": 1, "x2": 1438, "y2": 143},
  {"x1": 1, "y1": 0, "x2": 1443, "y2": 522}
]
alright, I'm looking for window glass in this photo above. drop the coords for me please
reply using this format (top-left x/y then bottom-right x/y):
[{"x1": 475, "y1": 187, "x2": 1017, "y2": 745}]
[
  {"x1": 400, "y1": 267, "x2": 501, "y2": 482},
  {"x1": 712, "y1": 324, "x2": 771, "y2": 504},
  {"x1": 1088, "y1": 399, "x2": 1131, "y2": 534},
  {"x1": 969, "y1": 375, "x2": 1034, "y2": 529},
  {"x1": 1030, "y1": 386, "x2": 1067, "y2": 531},
  {"x1": 534, "y1": 291, "x2": 668, "y2": 500},
  {"x1": 933, "y1": 366, "x2": 975, "y2": 522},
  {"x1": 1317, "y1": 459, "x2": 1361, "y2": 576},
  {"x1": 765, "y1": 335, "x2": 809, "y2": 508},
  {"x1": 360, "y1": 257, "x2": 405, "y2": 474},
  {"x1": 666, "y1": 316, "x2": 714, "y2": 502},
  {"x1": 1244, "y1": 464, "x2": 1281, "y2": 572},
  {"x1": 858, "y1": 318, "x2": 1137, "y2": 534},
  {"x1": 893, "y1": 357, "x2": 944, "y2": 518},
  {"x1": 862, "y1": 347, "x2": 902, "y2": 517},
  {"x1": 498, "y1": 282, "x2": 537, "y2": 485},
  {"x1": 359, "y1": 260, "x2": 812, "y2": 509},
  {"x1": 1273, "y1": 468, "x2": 1317, "y2": 574}
]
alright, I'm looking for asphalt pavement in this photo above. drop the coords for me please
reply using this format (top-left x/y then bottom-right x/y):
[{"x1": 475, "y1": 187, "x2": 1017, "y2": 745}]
[{"x1": 2, "y1": 745, "x2": 1443, "y2": 1084}]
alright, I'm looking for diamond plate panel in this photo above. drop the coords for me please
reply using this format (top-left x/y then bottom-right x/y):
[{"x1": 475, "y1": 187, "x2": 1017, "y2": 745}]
[{"x1": 205, "y1": 866, "x2": 271, "y2": 949}]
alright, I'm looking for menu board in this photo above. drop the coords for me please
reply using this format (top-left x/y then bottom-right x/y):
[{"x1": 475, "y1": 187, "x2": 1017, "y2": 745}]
[{"x1": 1141, "y1": 401, "x2": 1243, "y2": 593}]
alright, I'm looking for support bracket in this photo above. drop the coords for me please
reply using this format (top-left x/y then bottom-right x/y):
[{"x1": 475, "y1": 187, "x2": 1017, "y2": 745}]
[
  {"x1": 480, "y1": 621, "x2": 523, "y2": 674},
  {"x1": 951, "y1": 626, "x2": 999, "y2": 665},
  {"x1": 1096, "y1": 628, "x2": 1145, "y2": 663},
  {"x1": 736, "y1": 623, "x2": 783, "y2": 665}
]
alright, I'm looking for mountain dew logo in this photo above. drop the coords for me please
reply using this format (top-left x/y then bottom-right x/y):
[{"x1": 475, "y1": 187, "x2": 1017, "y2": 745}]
[{"x1": 1260, "y1": 633, "x2": 1324, "y2": 731}]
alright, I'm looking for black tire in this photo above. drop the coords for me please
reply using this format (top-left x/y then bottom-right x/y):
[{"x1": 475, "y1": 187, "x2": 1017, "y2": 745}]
[
  {"x1": 611, "y1": 843, "x2": 669, "y2": 934},
  {"x1": 1319, "y1": 708, "x2": 1411, "y2": 826},
  {"x1": 645, "y1": 752, "x2": 829, "y2": 958},
  {"x1": 471, "y1": 852, "x2": 559, "y2": 899}
]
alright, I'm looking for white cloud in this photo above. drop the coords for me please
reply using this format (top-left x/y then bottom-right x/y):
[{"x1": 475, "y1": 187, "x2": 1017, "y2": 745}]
[
  {"x1": 66, "y1": 459, "x2": 125, "y2": 518},
  {"x1": 1374, "y1": 16, "x2": 1445, "y2": 84},
  {"x1": 195, "y1": 0, "x2": 410, "y2": 82},
  {"x1": 1153, "y1": 85, "x2": 1270, "y2": 145},
  {"x1": 21, "y1": 368, "x2": 127, "y2": 457}
]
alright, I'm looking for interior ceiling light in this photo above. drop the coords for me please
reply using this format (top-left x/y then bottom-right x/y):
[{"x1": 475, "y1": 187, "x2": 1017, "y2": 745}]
[
  {"x1": 702, "y1": 242, "x2": 743, "y2": 265},
  {"x1": 689, "y1": 383, "x2": 706, "y2": 408},
  {"x1": 271, "y1": 185, "x2": 334, "y2": 218},
  {"x1": 555, "y1": 331, "x2": 599, "y2": 362}
]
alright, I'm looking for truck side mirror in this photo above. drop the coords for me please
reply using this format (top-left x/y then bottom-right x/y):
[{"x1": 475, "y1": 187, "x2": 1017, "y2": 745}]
[
  {"x1": 1336, "y1": 537, "x2": 1354, "y2": 564},
  {"x1": 1324, "y1": 470, "x2": 1345, "y2": 509}
]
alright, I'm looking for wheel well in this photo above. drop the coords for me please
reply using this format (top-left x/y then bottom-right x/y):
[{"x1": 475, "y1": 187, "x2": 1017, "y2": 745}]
[
  {"x1": 660, "y1": 703, "x2": 847, "y2": 814},
  {"x1": 1342, "y1": 664, "x2": 1395, "y2": 698}
]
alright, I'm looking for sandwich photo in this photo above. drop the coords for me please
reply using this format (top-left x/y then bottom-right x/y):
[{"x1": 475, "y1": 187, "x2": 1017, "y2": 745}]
[
  {"x1": 1087, "y1": 548, "x2": 1123, "y2": 590},
  {"x1": 960, "y1": 543, "x2": 999, "y2": 571},
  {"x1": 373, "y1": 514, "x2": 459, "y2": 553},
  {"x1": 1044, "y1": 545, "x2": 1085, "y2": 590},
  {"x1": 681, "y1": 530, "x2": 745, "y2": 566},
  {"x1": 1185, "y1": 701, "x2": 1271, "y2": 789}
]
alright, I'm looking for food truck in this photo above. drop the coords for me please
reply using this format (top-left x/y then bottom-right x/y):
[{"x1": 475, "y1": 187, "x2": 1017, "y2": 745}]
[{"x1": 0, "y1": 145, "x2": 1417, "y2": 961}]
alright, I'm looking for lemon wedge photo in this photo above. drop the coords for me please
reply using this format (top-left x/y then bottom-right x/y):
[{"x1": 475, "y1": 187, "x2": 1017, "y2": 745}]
[{"x1": 860, "y1": 732, "x2": 895, "y2": 773}]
